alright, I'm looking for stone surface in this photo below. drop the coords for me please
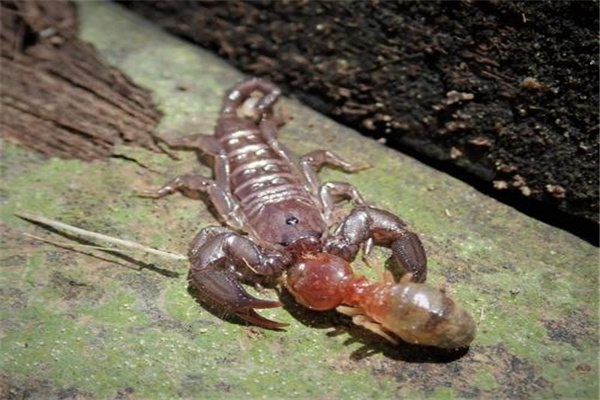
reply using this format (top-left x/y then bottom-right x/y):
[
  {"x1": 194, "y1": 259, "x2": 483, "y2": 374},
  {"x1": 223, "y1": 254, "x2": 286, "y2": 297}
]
[{"x1": 0, "y1": 2, "x2": 597, "y2": 399}]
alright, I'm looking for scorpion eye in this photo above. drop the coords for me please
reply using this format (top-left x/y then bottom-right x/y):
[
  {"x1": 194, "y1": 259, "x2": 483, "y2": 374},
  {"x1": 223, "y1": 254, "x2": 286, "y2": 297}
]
[{"x1": 286, "y1": 216, "x2": 299, "y2": 225}]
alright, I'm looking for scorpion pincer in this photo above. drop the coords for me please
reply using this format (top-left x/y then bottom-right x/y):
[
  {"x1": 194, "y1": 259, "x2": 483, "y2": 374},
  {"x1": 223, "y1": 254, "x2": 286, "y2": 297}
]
[{"x1": 141, "y1": 78, "x2": 476, "y2": 349}]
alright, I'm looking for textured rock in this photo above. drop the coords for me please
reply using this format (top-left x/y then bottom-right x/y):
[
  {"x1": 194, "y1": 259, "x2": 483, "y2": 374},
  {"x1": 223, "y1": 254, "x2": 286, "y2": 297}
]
[{"x1": 0, "y1": 2, "x2": 597, "y2": 398}]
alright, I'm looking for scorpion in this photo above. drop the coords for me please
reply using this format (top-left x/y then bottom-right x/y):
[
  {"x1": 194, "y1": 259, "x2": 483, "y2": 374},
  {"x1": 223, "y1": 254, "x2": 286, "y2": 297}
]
[{"x1": 140, "y1": 78, "x2": 476, "y2": 349}]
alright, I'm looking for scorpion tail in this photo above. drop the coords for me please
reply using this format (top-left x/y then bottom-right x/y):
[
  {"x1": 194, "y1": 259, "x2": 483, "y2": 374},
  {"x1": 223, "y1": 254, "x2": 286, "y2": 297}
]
[{"x1": 189, "y1": 267, "x2": 288, "y2": 329}]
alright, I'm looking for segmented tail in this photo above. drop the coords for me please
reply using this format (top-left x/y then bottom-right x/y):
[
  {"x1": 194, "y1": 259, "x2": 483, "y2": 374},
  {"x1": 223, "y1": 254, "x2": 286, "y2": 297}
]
[{"x1": 221, "y1": 78, "x2": 281, "y2": 117}]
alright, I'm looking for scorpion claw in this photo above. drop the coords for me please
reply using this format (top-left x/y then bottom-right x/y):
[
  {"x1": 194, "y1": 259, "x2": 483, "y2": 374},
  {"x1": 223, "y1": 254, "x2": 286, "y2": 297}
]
[
  {"x1": 324, "y1": 237, "x2": 359, "y2": 261},
  {"x1": 235, "y1": 309, "x2": 289, "y2": 330},
  {"x1": 189, "y1": 267, "x2": 286, "y2": 329},
  {"x1": 390, "y1": 232, "x2": 427, "y2": 283}
]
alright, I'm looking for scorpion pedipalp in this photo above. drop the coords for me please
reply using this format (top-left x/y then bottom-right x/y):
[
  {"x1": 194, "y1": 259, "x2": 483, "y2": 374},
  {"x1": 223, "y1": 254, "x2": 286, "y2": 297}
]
[
  {"x1": 188, "y1": 227, "x2": 289, "y2": 329},
  {"x1": 325, "y1": 206, "x2": 427, "y2": 282},
  {"x1": 189, "y1": 267, "x2": 287, "y2": 329}
]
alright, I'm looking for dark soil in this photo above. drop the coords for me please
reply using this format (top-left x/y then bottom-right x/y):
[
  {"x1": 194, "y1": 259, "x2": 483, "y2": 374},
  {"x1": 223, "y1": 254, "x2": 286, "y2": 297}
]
[
  {"x1": 0, "y1": 0, "x2": 161, "y2": 161},
  {"x1": 122, "y1": 0, "x2": 599, "y2": 244}
]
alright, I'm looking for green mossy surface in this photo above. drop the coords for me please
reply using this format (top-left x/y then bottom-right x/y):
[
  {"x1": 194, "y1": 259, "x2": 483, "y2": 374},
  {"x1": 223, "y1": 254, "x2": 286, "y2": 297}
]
[{"x1": 1, "y1": 2, "x2": 597, "y2": 398}]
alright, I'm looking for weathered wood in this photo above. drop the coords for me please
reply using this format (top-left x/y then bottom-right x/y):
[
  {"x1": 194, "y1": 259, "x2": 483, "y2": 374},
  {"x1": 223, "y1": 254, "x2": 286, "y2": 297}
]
[
  {"x1": 0, "y1": 0, "x2": 161, "y2": 161},
  {"x1": 122, "y1": 0, "x2": 599, "y2": 234}
]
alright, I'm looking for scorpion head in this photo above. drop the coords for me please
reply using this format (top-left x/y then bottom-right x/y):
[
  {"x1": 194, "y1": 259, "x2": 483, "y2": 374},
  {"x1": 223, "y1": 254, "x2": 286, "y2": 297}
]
[{"x1": 252, "y1": 200, "x2": 327, "y2": 252}]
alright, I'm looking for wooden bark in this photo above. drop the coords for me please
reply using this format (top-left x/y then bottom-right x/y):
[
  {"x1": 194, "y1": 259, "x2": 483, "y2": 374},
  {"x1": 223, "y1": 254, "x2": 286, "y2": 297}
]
[
  {"x1": 122, "y1": 0, "x2": 599, "y2": 237},
  {"x1": 0, "y1": 0, "x2": 161, "y2": 161}
]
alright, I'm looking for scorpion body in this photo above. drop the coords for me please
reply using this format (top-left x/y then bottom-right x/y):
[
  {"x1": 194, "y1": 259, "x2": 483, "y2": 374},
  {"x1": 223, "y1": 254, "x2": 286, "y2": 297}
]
[
  {"x1": 216, "y1": 81, "x2": 327, "y2": 247},
  {"x1": 141, "y1": 78, "x2": 475, "y2": 348}
]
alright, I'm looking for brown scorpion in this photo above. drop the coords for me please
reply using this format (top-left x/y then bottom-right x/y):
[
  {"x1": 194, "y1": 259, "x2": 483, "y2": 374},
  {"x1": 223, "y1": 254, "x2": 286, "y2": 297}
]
[{"x1": 141, "y1": 78, "x2": 475, "y2": 349}]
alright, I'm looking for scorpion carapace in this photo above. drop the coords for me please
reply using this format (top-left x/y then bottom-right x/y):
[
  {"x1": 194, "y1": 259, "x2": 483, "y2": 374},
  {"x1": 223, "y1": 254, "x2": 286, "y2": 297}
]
[{"x1": 141, "y1": 78, "x2": 476, "y2": 348}]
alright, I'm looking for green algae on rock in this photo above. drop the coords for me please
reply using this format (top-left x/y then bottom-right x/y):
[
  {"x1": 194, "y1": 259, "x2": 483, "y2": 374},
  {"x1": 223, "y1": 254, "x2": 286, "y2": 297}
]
[{"x1": 0, "y1": 1, "x2": 597, "y2": 399}]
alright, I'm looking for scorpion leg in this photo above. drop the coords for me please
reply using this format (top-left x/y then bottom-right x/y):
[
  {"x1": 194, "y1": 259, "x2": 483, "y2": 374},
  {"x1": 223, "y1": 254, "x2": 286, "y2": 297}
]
[
  {"x1": 189, "y1": 227, "x2": 290, "y2": 329},
  {"x1": 299, "y1": 150, "x2": 370, "y2": 195},
  {"x1": 158, "y1": 133, "x2": 221, "y2": 154},
  {"x1": 318, "y1": 181, "x2": 367, "y2": 224},
  {"x1": 158, "y1": 133, "x2": 231, "y2": 193},
  {"x1": 138, "y1": 174, "x2": 246, "y2": 229},
  {"x1": 325, "y1": 206, "x2": 427, "y2": 283}
]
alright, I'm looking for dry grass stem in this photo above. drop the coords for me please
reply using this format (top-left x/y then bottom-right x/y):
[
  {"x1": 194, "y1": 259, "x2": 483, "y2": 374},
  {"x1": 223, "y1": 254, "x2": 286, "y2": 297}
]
[{"x1": 15, "y1": 211, "x2": 187, "y2": 261}]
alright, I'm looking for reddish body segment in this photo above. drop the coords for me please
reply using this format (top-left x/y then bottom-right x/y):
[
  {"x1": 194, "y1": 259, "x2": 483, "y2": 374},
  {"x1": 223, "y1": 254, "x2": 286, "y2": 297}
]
[
  {"x1": 141, "y1": 78, "x2": 476, "y2": 348},
  {"x1": 286, "y1": 253, "x2": 475, "y2": 348}
]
